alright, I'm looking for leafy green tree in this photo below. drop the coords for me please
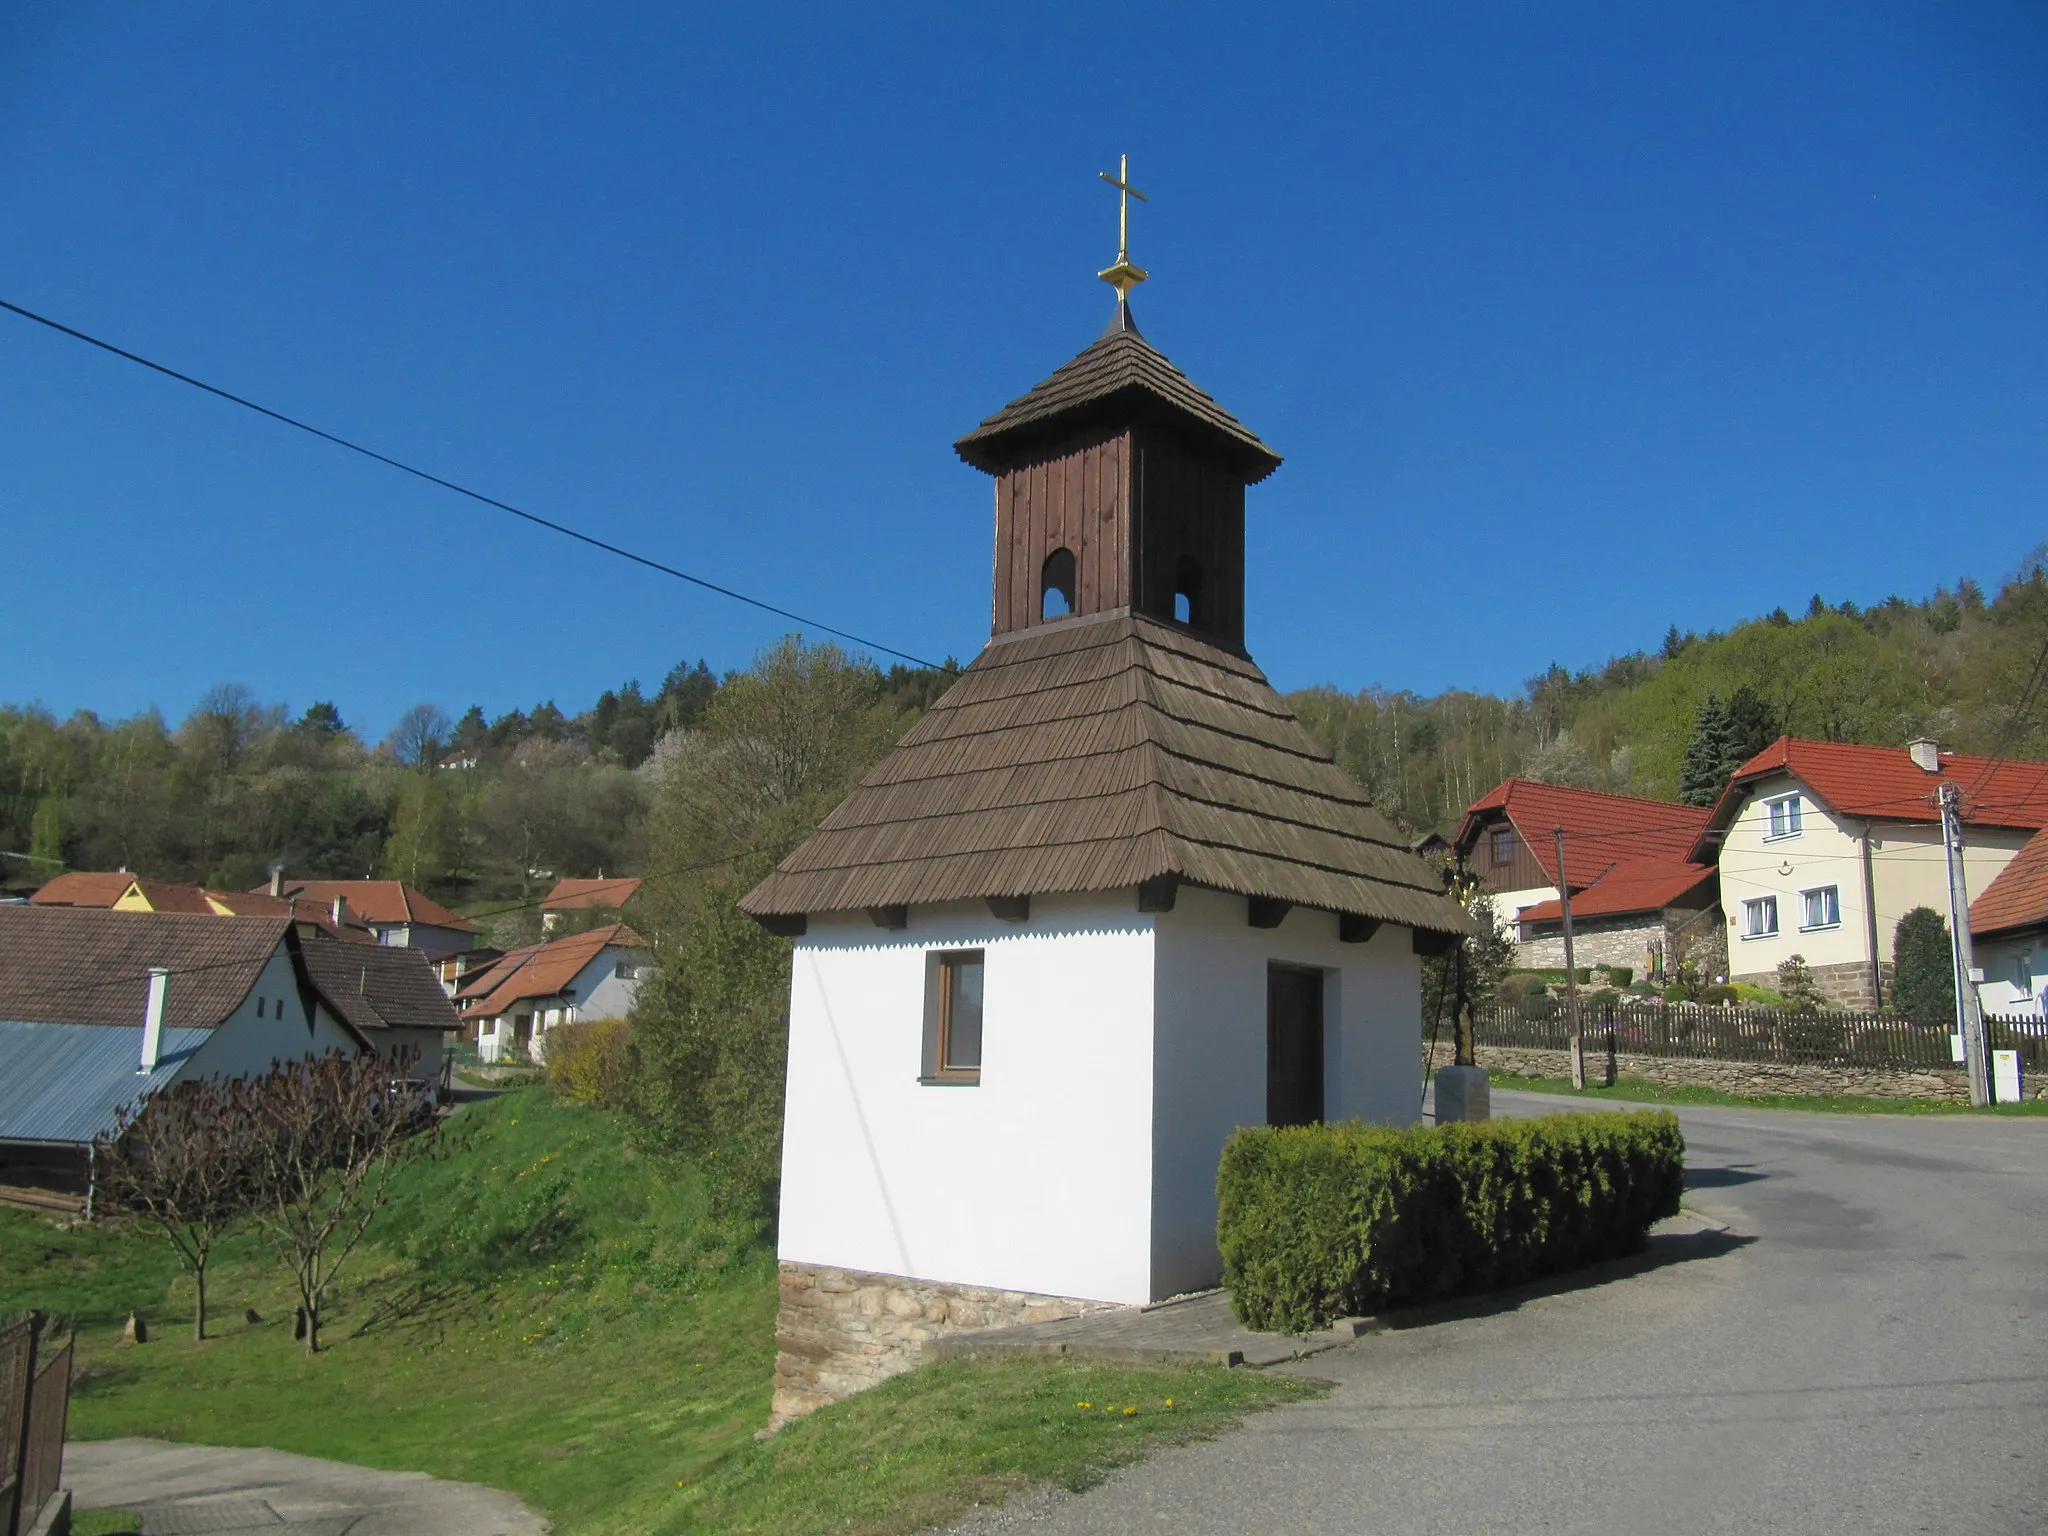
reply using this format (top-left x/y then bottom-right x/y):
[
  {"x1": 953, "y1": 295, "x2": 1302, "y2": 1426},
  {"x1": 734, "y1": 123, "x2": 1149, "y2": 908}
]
[{"x1": 1891, "y1": 907, "x2": 1955, "y2": 1020}]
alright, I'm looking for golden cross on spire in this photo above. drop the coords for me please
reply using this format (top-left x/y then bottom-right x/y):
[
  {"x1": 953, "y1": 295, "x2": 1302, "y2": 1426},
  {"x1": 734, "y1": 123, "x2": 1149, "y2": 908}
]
[{"x1": 1097, "y1": 153, "x2": 1149, "y2": 298}]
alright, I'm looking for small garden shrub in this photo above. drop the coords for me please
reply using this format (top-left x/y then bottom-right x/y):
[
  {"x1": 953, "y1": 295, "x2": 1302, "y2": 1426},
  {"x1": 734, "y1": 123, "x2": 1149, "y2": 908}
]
[
  {"x1": 1217, "y1": 1111, "x2": 1685, "y2": 1332},
  {"x1": 1663, "y1": 983, "x2": 1696, "y2": 1003},
  {"x1": 1573, "y1": 967, "x2": 1593, "y2": 985},
  {"x1": 1607, "y1": 966, "x2": 1633, "y2": 988},
  {"x1": 1521, "y1": 976, "x2": 1549, "y2": 998},
  {"x1": 1698, "y1": 983, "x2": 1736, "y2": 1005},
  {"x1": 544, "y1": 1017, "x2": 633, "y2": 1109}
]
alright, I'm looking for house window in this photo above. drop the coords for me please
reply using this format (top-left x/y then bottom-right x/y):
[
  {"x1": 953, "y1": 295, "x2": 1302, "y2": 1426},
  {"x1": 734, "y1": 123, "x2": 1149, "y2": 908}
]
[
  {"x1": 1764, "y1": 794, "x2": 1804, "y2": 840},
  {"x1": 1799, "y1": 886, "x2": 1840, "y2": 931},
  {"x1": 1491, "y1": 828, "x2": 1514, "y2": 867},
  {"x1": 2014, "y1": 954, "x2": 2035, "y2": 993},
  {"x1": 257, "y1": 997, "x2": 266, "y2": 1018},
  {"x1": 1041, "y1": 548, "x2": 1076, "y2": 620},
  {"x1": 923, "y1": 950, "x2": 984, "y2": 1083},
  {"x1": 1742, "y1": 895, "x2": 1779, "y2": 938}
]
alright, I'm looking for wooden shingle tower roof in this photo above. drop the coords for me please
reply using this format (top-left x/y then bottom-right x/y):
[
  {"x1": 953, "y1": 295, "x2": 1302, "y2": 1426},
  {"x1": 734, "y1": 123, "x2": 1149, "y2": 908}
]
[{"x1": 742, "y1": 295, "x2": 1467, "y2": 941}]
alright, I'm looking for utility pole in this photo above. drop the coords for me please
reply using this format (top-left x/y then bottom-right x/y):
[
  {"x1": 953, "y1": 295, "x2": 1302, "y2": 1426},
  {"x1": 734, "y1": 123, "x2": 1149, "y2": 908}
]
[
  {"x1": 1453, "y1": 853, "x2": 1476, "y2": 1070},
  {"x1": 1555, "y1": 825, "x2": 1585, "y2": 1089},
  {"x1": 1939, "y1": 782, "x2": 1992, "y2": 1106}
]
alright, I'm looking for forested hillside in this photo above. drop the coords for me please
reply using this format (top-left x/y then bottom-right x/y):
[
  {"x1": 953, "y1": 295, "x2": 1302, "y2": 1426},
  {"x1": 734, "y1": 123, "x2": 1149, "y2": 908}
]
[
  {"x1": 1291, "y1": 553, "x2": 2048, "y2": 833},
  {"x1": 5, "y1": 554, "x2": 2043, "y2": 915}
]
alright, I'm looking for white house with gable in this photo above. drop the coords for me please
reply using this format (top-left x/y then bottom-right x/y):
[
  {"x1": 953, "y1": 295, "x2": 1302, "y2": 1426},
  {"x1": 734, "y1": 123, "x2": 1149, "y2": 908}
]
[{"x1": 742, "y1": 288, "x2": 1469, "y2": 1426}]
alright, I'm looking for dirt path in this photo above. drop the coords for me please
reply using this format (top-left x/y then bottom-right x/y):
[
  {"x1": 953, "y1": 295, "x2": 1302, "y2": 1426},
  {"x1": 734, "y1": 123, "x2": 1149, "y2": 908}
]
[{"x1": 66, "y1": 1438, "x2": 548, "y2": 1535}]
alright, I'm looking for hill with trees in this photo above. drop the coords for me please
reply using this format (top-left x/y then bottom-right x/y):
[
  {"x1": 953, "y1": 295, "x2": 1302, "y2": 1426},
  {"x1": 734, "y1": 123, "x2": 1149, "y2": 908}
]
[{"x1": 4, "y1": 550, "x2": 2042, "y2": 924}]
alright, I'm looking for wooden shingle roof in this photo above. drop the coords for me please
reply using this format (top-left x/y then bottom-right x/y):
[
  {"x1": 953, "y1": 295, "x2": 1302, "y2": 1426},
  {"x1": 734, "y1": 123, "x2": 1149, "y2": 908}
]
[
  {"x1": 741, "y1": 612, "x2": 1468, "y2": 935},
  {"x1": 953, "y1": 305, "x2": 1282, "y2": 483}
]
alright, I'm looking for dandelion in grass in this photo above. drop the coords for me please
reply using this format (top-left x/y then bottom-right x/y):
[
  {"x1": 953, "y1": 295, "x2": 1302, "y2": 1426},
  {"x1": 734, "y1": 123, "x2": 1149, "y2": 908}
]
[
  {"x1": 1123, "y1": 1406, "x2": 1137, "y2": 1416},
  {"x1": 1076, "y1": 1401, "x2": 1090, "y2": 1409}
]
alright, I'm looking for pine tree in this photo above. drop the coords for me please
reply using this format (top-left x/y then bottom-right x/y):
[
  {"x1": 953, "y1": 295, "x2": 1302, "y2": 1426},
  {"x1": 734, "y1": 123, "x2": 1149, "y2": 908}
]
[
  {"x1": 1891, "y1": 907, "x2": 1955, "y2": 1020},
  {"x1": 1721, "y1": 685, "x2": 1778, "y2": 772},
  {"x1": 1678, "y1": 695, "x2": 1731, "y2": 807}
]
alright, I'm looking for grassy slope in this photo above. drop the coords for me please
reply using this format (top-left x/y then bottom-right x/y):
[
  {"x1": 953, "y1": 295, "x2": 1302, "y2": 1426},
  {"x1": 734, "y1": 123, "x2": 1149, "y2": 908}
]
[
  {"x1": 4, "y1": 1089, "x2": 1309, "y2": 1533},
  {"x1": 1483, "y1": 1070, "x2": 2048, "y2": 1115}
]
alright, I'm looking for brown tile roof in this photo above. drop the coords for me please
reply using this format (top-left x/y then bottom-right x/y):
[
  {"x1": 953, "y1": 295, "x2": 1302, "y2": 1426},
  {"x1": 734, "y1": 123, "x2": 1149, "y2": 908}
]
[
  {"x1": 298, "y1": 940, "x2": 463, "y2": 1036},
  {"x1": 263, "y1": 880, "x2": 478, "y2": 934},
  {"x1": 0, "y1": 906, "x2": 292, "y2": 1030},
  {"x1": 954, "y1": 306, "x2": 1282, "y2": 483},
  {"x1": 741, "y1": 612, "x2": 1468, "y2": 934},
  {"x1": 541, "y1": 877, "x2": 644, "y2": 912},
  {"x1": 205, "y1": 889, "x2": 379, "y2": 941},
  {"x1": 1970, "y1": 827, "x2": 2048, "y2": 938},
  {"x1": 120, "y1": 879, "x2": 219, "y2": 915},
  {"x1": 1692, "y1": 737, "x2": 2048, "y2": 859},
  {"x1": 30, "y1": 871, "x2": 139, "y2": 908},
  {"x1": 459, "y1": 923, "x2": 647, "y2": 1020},
  {"x1": 1458, "y1": 780, "x2": 1712, "y2": 889}
]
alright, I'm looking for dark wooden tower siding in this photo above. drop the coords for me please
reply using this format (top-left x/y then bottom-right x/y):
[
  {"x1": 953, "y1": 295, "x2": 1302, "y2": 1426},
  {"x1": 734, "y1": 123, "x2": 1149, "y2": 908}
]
[{"x1": 963, "y1": 303, "x2": 1273, "y2": 652}]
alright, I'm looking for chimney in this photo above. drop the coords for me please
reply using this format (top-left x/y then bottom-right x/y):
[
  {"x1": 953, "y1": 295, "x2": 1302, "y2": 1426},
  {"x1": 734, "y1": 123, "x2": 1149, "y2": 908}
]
[
  {"x1": 1907, "y1": 737, "x2": 1942, "y2": 774},
  {"x1": 140, "y1": 966, "x2": 170, "y2": 1073},
  {"x1": 269, "y1": 864, "x2": 286, "y2": 898}
]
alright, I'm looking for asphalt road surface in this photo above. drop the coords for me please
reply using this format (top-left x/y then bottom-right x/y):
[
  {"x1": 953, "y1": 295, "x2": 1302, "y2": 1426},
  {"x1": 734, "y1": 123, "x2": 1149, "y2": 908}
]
[{"x1": 969, "y1": 1092, "x2": 2048, "y2": 1535}]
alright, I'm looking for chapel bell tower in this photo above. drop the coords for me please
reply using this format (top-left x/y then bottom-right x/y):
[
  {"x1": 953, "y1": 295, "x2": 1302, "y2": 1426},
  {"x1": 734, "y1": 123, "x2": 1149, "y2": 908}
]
[{"x1": 953, "y1": 159, "x2": 1282, "y2": 651}]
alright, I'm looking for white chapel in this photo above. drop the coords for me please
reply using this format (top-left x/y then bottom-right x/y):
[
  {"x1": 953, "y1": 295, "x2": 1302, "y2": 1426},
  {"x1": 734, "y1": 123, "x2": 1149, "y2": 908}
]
[{"x1": 742, "y1": 204, "x2": 1468, "y2": 1419}]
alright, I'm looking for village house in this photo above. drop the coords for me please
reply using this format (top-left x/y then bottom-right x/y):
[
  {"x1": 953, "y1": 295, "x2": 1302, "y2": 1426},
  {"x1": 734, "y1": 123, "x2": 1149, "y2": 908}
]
[
  {"x1": 539, "y1": 876, "x2": 643, "y2": 936},
  {"x1": 32, "y1": 871, "x2": 380, "y2": 943},
  {"x1": 1455, "y1": 779, "x2": 1721, "y2": 979},
  {"x1": 0, "y1": 907, "x2": 372, "y2": 1197},
  {"x1": 1692, "y1": 737, "x2": 2048, "y2": 1007},
  {"x1": 1966, "y1": 826, "x2": 2048, "y2": 1020},
  {"x1": 262, "y1": 874, "x2": 479, "y2": 956},
  {"x1": 739, "y1": 269, "x2": 1467, "y2": 1425},
  {"x1": 458, "y1": 922, "x2": 650, "y2": 1062}
]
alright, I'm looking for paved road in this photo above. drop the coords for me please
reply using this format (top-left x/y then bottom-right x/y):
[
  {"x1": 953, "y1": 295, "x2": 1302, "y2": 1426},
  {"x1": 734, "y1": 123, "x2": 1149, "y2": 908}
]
[
  {"x1": 66, "y1": 1439, "x2": 547, "y2": 1535},
  {"x1": 967, "y1": 1093, "x2": 2048, "y2": 1535}
]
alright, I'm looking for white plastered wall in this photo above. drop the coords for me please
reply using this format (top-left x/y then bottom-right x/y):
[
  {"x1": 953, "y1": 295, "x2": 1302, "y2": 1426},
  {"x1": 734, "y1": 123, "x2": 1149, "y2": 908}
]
[
  {"x1": 1149, "y1": 887, "x2": 1422, "y2": 1298},
  {"x1": 778, "y1": 892, "x2": 1158, "y2": 1306},
  {"x1": 182, "y1": 945, "x2": 361, "y2": 1078}
]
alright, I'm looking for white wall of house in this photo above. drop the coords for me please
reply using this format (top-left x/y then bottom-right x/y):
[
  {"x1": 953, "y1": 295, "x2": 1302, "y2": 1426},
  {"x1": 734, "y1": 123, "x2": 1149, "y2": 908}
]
[
  {"x1": 1716, "y1": 772, "x2": 2030, "y2": 984},
  {"x1": 1975, "y1": 930, "x2": 2045, "y2": 1020},
  {"x1": 1487, "y1": 883, "x2": 1556, "y2": 936},
  {"x1": 1149, "y1": 887, "x2": 1421, "y2": 1297},
  {"x1": 561, "y1": 947, "x2": 648, "y2": 1022},
  {"x1": 778, "y1": 892, "x2": 1158, "y2": 1306},
  {"x1": 180, "y1": 946, "x2": 361, "y2": 1078}
]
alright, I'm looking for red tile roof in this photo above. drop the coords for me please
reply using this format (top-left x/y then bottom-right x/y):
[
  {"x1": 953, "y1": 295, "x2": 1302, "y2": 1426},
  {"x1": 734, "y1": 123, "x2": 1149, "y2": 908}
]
[
  {"x1": 30, "y1": 871, "x2": 140, "y2": 908},
  {"x1": 1692, "y1": 737, "x2": 2048, "y2": 859},
  {"x1": 1970, "y1": 827, "x2": 2048, "y2": 939},
  {"x1": 120, "y1": 879, "x2": 218, "y2": 915},
  {"x1": 540, "y1": 877, "x2": 643, "y2": 912},
  {"x1": 459, "y1": 923, "x2": 647, "y2": 1020},
  {"x1": 1457, "y1": 780, "x2": 1711, "y2": 888},
  {"x1": 1516, "y1": 858, "x2": 1718, "y2": 923},
  {"x1": 263, "y1": 880, "x2": 478, "y2": 934}
]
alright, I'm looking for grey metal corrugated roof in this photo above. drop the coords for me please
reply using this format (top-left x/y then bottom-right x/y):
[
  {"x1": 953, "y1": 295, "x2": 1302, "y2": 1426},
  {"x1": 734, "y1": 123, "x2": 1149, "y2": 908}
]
[{"x1": 0, "y1": 1019, "x2": 209, "y2": 1145}]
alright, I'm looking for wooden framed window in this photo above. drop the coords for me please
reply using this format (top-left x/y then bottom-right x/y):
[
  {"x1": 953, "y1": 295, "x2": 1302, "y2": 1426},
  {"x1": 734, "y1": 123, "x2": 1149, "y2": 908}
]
[
  {"x1": 922, "y1": 950, "x2": 984, "y2": 1083},
  {"x1": 1491, "y1": 827, "x2": 1514, "y2": 867}
]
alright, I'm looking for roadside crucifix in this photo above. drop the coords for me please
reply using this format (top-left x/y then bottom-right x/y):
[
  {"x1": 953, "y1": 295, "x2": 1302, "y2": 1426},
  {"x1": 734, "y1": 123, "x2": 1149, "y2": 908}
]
[{"x1": 1097, "y1": 153, "x2": 1149, "y2": 297}]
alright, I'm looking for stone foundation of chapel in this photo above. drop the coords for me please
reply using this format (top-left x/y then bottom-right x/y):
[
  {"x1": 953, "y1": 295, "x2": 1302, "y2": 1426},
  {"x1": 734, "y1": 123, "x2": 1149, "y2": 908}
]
[{"x1": 767, "y1": 1261, "x2": 1120, "y2": 1431}]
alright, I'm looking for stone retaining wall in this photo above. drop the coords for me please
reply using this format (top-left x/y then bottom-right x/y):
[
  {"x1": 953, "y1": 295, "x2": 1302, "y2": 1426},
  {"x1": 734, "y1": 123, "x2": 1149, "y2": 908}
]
[
  {"x1": 770, "y1": 1262, "x2": 1122, "y2": 1430},
  {"x1": 1426, "y1": 1039, "x2": 1972, "y2": 1104}
]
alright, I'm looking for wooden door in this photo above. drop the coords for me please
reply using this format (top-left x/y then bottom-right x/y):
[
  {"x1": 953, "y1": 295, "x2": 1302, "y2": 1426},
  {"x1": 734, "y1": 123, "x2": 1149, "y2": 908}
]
[{"x1": 1266, "y1": 965, "x2": 1325, "y2": 1127}]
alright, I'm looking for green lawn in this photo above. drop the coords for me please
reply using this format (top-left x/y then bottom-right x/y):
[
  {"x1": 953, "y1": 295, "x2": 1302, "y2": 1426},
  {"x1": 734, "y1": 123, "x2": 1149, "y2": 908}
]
[
  {"x1": 1481, "y1": 1070, "x2": 2048, "y2": 1116},
  {"x1": 6, "y1": 1088, "x2": 1310, "y2": 1534}
]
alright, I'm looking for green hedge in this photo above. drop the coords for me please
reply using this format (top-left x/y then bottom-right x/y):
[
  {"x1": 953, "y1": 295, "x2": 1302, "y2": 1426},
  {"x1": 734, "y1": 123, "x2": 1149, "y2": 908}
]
[{"x1": 1216, "y1": 1111, "x2": 1685, "y2": 1332}]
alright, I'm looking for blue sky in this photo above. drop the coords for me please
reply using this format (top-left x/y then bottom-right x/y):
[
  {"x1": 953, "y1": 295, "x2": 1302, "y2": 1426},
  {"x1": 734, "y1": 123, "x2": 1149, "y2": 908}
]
[{"x1": 4, "y1": 3, "x2": 2044, "y2": 741}]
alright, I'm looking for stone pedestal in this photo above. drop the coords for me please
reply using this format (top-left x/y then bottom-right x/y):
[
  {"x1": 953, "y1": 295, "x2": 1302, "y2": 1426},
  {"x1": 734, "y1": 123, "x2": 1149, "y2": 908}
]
[{"x1": 1434, "y1": 1064, "x2": 1491, "y2": 1123}]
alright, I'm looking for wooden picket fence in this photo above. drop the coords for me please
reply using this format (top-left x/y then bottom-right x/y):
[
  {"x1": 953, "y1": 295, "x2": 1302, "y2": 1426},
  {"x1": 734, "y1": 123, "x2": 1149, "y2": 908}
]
[
  {"x1": 1475, "y1": 1000, "x2": 2048, "y2": 1075},
  {"x1": 0, "y1": 1313, "x2": 71, "y2": 1536}
]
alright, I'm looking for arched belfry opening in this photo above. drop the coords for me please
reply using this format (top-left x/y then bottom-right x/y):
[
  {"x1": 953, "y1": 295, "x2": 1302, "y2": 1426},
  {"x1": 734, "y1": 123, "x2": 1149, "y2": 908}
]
[
  {"x1": 1172, "y1": 556, "x2": 1203, "y2": 627},
  {"x1": 1041, "y1": 548, "x2": 1076, "y2": 620}
]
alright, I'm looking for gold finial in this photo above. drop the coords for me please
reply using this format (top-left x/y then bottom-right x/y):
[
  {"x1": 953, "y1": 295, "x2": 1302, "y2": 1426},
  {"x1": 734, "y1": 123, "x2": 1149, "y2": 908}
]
[{"x1": 1097, "y1": 153, "x2": 1149, "y2": 297}]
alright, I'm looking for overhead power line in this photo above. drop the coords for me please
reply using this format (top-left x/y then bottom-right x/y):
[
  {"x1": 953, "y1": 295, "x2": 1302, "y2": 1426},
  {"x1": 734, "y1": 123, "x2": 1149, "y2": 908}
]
[{"x1": 0, "y1": 296, "x2": 947, "y2": 671}]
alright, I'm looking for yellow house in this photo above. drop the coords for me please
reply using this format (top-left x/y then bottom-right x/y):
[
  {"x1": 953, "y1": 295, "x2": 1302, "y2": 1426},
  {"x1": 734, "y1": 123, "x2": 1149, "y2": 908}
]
[{"x1": 1692, "y1": 737, "x2": 2048, "y2": 1007}]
